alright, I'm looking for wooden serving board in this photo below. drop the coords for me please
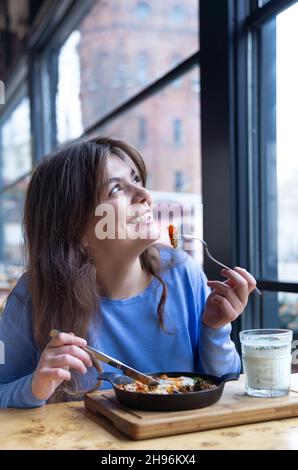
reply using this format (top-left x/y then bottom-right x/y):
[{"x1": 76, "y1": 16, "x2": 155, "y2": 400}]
[{"x1": 84, "y1": 374, "x2": 298, "y2": 440}]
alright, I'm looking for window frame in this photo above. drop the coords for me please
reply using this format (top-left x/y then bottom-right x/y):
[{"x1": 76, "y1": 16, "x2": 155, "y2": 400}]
[
  {"x1": 247, "y1": 0, "x2": 298, "y2": 292},
  {"x1": 248, "y1": 0, "x2": 298, "y2": 333},
  {"x1": 200, "y1": 0, "x2": 298, "y2": 346}
]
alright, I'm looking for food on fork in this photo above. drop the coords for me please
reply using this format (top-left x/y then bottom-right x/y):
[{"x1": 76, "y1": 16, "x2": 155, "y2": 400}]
[
  {"x1": 168, "y1": 224, "x2": 179, "y2": 249},
  {"x1": 116, "y1": 374, "x2": 216, "y2": 394}
]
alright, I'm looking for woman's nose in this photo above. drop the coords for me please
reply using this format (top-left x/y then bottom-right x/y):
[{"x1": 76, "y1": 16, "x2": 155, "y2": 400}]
[{"x1": 132, "y1": 185, "x2": 152, "y2": 206}]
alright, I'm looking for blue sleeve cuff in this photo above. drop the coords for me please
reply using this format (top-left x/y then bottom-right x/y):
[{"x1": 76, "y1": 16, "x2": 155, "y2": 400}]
[
  {"x1": 0, "y1": 373, "x2": 46, "y2": 409},
  {"x1": 17, "y1": 373, "x2": 46, "y2": 408},
  {"x1": 198, "y1": 322, "x2": 241, "y2": 376},
  {"x1": 201, "y1": 322, "x2": 232, "y2": 337}
]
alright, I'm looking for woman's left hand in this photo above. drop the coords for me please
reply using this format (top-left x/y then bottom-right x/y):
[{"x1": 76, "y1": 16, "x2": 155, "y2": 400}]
[{"x1": 202, "y1": 267, "x2": 257, "y2": 329}]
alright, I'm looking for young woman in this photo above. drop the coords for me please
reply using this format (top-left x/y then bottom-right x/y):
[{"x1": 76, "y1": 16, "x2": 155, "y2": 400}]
[{"x1": 0, "y1": 137, "x2": 256, "y2": 408}]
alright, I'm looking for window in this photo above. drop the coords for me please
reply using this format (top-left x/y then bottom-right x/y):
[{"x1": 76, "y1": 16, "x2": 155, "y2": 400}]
[
  {"x1": 56, "y1": 31, "x2": 83, "y2": 145},
  {"x1": 136, "y1": 51, "x2": 150, "y2": 85},
  {"x1": 188, "y1": 0, "x2": 298, "y2": 351},
  {"x1": 247, "y1": 0, "x2": 298, "y2": 337},
  {"x1": 138, "y1": 117, "x2": 147, "y2": 145},
  {"x1": 173, "y1": 118, "x2": 182, "y2": 146},
  {"x1": 175, "y1": 170, "x2": 187, "y2": 192},
  {"x1": 135, "y1": 2, "x2": 151, "y2": 20},
  {"x1": 53, "y1": 0, "x2": 199, "y2": 138},
  {"x1": 279, "y1": 293, "x2": 298, "y2": 333},
  {"x1": 111, "y1": 61, "x2": 131, "y2": 89},
  {"x1": 0, "y1": 91, "x2": 31, "y2": 288},
  {"x1": 191, "y1": 76, "x2": 200, "y2": 93},
  {"x1": 0, "y1": 176, "x2": 30, "y2": 289},
  {"x1": 276, "y1": 4, "x2": 298, "y2": 283},
  {"x1": 0, "y1": 96, "x2": 31, "y2": 184},
  {"x1": 170, "y1": 5, "x2": 185, "y2": 23},
  {"x1": 256, "y1": 2, "x2": 298, "y2": 285}
]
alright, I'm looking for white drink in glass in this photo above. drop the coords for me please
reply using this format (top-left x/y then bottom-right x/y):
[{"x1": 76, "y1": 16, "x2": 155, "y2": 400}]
[{"x1": 240, "y1": 329, "x2": 293, "y2": 397}]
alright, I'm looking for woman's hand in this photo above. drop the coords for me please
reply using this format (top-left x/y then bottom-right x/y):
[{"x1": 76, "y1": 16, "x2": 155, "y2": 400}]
[
  {"x1": 202, "y1": 267, "x2": 257, "y2": 329},
  {"x1": 31, "y1": 331, "x2": 93, "y2": 401}
]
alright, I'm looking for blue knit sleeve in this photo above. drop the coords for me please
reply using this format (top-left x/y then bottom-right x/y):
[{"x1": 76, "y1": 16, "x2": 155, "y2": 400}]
[
  {"x1": 182, "y1": 253, "x2": 241, "y2": 376},
  {"x1": 0, "y1": 277, "x2": 45, "y2": 408}
]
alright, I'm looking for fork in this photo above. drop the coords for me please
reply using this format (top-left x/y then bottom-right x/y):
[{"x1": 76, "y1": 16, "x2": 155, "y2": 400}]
[{"x1": 183, "y1": 234, "x2": 262, "y2": 295}]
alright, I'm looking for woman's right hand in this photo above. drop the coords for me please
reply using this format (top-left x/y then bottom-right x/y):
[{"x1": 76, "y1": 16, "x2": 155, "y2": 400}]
[{"x1": 31, "y1": 331, "x2": 93, "y2": 401}]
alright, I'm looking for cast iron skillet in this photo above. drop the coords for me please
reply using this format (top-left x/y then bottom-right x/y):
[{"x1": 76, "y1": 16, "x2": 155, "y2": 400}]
[{"x1": 96, "y1": 371, "x2": 239, "y2": 411}]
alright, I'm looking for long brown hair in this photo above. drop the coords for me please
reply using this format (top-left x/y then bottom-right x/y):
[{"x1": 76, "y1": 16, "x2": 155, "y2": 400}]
[{"x1": 23, "y1": 137, "x2": 176, "y2": 395}]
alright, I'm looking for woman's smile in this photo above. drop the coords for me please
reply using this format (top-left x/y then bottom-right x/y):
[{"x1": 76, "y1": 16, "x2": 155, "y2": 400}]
[{"x1": 127, "y1": 210, "x2": 152, "y2": 225}]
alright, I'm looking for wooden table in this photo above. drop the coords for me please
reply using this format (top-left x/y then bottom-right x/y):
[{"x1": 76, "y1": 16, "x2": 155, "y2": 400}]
[{"x1": 1, "y1": 398, "x2": 298, "y2": 450}]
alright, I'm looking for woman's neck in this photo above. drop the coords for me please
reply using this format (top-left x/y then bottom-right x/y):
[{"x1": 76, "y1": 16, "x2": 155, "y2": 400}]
[{"x1": 94, "y1": 253, "x2": 152, "y2": 300}]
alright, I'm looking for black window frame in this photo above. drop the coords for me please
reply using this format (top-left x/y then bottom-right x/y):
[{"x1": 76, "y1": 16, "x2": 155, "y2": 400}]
[{"x1": 200, "y1": 0, "x2": 298, "y2": 347}]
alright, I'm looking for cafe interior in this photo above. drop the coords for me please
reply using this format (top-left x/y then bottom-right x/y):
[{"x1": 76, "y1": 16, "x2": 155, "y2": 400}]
[{"x1": 0, "y1": 0, "x2": 297, "y2": 452}]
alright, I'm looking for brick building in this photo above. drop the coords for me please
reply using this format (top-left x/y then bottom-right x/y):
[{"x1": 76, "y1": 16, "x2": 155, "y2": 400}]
[{"x1": 77, "y1": 0, "x2": 200, "y2": 195}]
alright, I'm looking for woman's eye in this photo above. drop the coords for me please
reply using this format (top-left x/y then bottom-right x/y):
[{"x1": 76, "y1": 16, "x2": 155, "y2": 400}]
[
  {"x1": 108, "y1": 175, "x2": 141, "y2": 196},
  {"x1": 133, "y1": 175, "x2": 141, "y2": 183},
  {"x1": 109, "y1": 184, "x2": 122, "y2": 196}
]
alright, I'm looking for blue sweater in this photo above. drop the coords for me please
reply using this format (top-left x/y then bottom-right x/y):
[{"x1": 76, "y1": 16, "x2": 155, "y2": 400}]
[{"x1": 0, "y1": 248, "x2": 240, "y2": 408}]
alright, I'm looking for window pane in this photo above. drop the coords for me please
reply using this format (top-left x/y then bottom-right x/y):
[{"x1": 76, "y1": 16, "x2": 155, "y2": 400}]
[
  {"x1": 55, "y1": 0, "x2": 199, "y2": 142},
  {"x1": 90, "y1": 66, "x2": 203, "y2": 264},
  {"x1": 276, "y1": 3, "x2": 298, "y2": 282},
  {"x1": 258, "y1": 2, "x2": 298, "y2": 282},
  {"x1": 261, "y1": 291, "x2": 298, "y2": 371},
  {"x1": 279, "y1": 292, "x2": 298, "y2": 341},
  {"x1": 0, "y1": 97, "x2": 32, "y2": 185},
  {"x1": 279, "y1": 292, "x2": 298, "y2": 372},
  {"x1": 56, "y1": 32, "x2": 84, "y2": 144},
  {"x1": 0, "y1": 176, "x2": 29, "y2": 291}
]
